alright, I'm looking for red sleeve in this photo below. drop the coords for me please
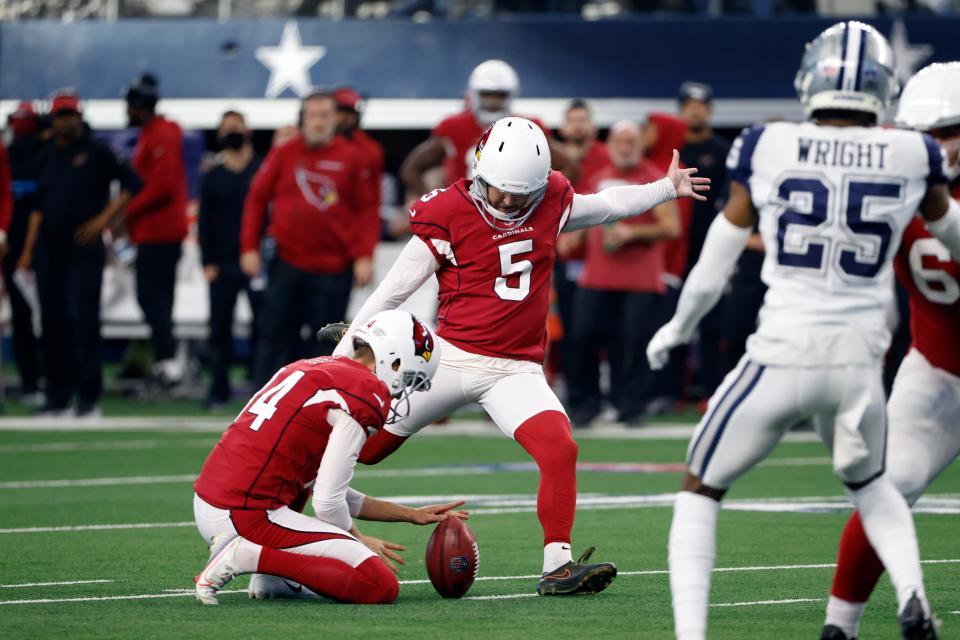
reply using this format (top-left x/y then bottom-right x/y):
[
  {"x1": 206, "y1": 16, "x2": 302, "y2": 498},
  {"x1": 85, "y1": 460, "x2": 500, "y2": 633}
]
[
  {"x1": 126, "y1": 129, "x2": 181, "y2": 221},
  {"x1": 240, "y1": 145, "x2": 283, "y2": 254},
  {"x1": 431, "y1": 115, "x2": 457, "y2": 140},
  {"x1": 358, "y1": 429, "x2": 408, "y2": 465},
  {"x1": 0, "y1": 145, "x2": 12, "y2": 233},
  {"x1": 350, "y1": 146, "x2": 382, "y2": 260},
  {"x1": 408, "y1": 188, "x2": 455, "y2": 265}
]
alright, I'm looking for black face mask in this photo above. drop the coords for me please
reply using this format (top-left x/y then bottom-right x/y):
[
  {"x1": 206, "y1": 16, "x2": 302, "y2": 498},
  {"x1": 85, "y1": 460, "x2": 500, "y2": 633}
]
[{"x1": 219, "y1": 132, "x2": 246, "y2": 150}]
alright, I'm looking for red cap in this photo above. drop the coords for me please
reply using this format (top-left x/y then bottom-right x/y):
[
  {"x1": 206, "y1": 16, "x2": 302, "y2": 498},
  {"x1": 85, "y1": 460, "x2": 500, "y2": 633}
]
[
  {"x1": 50, "y1": 92, "x2": 81, "y2": 115},
  {"x1": 333, "y1": 87, "x2": 363, "y2": 112},
  {"x1": 9, "y1": 101, "x2": 37, "y2": 121}
]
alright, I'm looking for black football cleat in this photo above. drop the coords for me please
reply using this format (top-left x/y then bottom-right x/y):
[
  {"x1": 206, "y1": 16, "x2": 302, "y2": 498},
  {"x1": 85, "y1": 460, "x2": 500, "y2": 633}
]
[
  {"x1": 899, "y1": 592, "x2": 939, "y2": 640},
  {"x1": 536, "y1": 546, "x2": 617, "y2": 596},
  {"x1": 820, "y1": 624, "x2": 855, "y2": 640}
]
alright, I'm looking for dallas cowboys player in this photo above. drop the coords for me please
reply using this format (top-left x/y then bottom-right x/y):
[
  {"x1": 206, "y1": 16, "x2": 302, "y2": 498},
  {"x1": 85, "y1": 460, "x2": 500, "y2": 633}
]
[{"x1": 645, "y1": 21, "x2": 960, "y2": 640}]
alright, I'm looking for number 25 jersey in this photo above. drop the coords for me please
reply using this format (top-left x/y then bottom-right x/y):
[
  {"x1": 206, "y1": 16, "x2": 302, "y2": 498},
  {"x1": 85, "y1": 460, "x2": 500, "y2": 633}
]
[
  {"x1": 409, "y1": 172, "x2": 574, "y2": 364},
  {"x1": 728, "y1": 121, "x2": 947, "y2": 366}
]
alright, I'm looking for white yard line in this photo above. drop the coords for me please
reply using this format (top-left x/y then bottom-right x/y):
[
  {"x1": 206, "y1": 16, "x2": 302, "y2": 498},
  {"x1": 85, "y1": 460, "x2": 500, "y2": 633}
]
[
  {"x1": 3, "y1": 491, "x2": 960, "y2": 534},
  {"x1": 3, "y1": 559, "x2": 958, "y2": 607},
  {"x1": 710, "y1": 597, "x2": 823, "y2": 608},
  {"x1": 0, "y1": 418, "x2": 824, "y2": 442},
  {"x1": 0, "y1": 439, "x2": 216, "y2": 454},
  {"x1": 0, "y1": 475, "x2": 198, "y2": 489},
  {"x1": 0, "y1": 456, "x2": 837, "y2": 490},
  {"x1": 0, "y1": 579, "x2": 114, "y2": 589},
  {"x1": 0, "y1": 522, "x2": 196, "y2": 534}
]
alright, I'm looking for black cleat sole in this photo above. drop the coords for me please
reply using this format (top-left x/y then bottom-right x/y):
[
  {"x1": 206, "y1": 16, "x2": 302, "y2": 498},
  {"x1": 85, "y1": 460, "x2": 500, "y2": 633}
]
[{"x1": 538, "y1": 563, "x2": 617, "y2": 596}]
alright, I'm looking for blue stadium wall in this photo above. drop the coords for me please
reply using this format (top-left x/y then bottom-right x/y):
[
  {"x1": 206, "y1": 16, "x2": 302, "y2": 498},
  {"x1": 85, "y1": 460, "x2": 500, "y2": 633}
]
[{"x1": 1, "y1": 16, "x2": 958, "y2": 128}]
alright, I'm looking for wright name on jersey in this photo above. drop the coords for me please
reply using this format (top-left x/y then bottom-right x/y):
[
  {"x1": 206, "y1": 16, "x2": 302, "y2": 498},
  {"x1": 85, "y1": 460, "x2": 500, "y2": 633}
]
[{"x1": 727, "y1": 121, "x2": 948, "y2": 367}]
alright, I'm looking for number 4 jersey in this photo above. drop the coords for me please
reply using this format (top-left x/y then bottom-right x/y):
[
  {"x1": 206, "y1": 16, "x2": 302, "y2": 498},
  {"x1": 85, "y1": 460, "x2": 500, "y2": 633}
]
[
  {"x1": 727, "y1": 121, "x2": 948, "y2": 367},
  {"x1": 409, "y1": 173, "x2": 574, "y2": 363},
  {"x1": 194, "y1": 357, "x2": 389, "y2": 510}
]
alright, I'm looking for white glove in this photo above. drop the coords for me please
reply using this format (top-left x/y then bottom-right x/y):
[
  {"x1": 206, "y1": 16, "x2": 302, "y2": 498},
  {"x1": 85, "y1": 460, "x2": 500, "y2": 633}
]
[{"x1": 646, "y1": 320, "x2": 690, "y2": 371}]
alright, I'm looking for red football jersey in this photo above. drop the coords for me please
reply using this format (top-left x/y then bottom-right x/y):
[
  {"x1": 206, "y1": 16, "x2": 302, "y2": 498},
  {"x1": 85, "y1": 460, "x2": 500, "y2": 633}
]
[
  {"x1": 894, "y1": 216, "x2": 960, "y2": 378},
  {"x1": 432, "y1": 111, "x2": 553, "y2": 184},
  {"x1": 194, "y1": 357, "x2": 390, "y2": 510},
  {"x1": 410, "y1": 172, "x2": 575, "y2": 363}
]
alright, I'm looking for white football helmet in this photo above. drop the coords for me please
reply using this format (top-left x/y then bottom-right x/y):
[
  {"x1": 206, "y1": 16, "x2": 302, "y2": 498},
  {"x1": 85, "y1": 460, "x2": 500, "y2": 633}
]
[
  {"x1": 896, "y1": 62, "x2": 960, "y2": 131},
  {"x1": 467, "y1": 60, "x2": 520, "y2": 126},
  {"x1": 469, "y1": 116, "x2": 551, "y2": 232},
  {"x1": 794, "y1": 21, "x2": 900, "y2": 122},
  {"x1": 352, "y1": 310, "x2": 440, "y2": 424},
  {"x1": 896, "y1": 62, "x2": 960, "y2": 180}
]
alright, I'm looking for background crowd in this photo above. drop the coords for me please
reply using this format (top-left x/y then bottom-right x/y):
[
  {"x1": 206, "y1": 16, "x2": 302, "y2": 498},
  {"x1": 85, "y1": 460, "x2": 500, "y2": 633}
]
[{"x1": 0, "y1": 68, "x2": 902, "y2": 423}]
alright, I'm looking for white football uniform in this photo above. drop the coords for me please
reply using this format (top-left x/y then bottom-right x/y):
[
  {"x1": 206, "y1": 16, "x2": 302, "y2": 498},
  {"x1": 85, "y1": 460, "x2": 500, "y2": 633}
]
[{"x1": 690, "y1": 121, "x2": 948, "y2": 488}]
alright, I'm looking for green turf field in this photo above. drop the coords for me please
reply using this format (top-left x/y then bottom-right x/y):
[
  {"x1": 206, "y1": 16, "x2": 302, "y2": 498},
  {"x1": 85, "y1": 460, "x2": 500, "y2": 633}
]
[{"x1": 0, "y1": 425, "x2": 957, "y2": 639}]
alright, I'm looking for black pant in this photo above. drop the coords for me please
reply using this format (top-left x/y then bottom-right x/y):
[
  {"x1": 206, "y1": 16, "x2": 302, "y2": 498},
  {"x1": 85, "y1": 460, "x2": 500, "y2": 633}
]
[
  {"x1": 36, "y1": 240, "x2": 105, "y2": 409},
  {"x1": 567, "y1": 288, "x2": 664, "y2": 422},
  {"x1": 2, "y1": 254, "x2": 40, "y2": 394},
  {"x1": 720, "y1": 282, "x2": 767, "y2": 376},
  {"x1": 207, "y1": 262, "x2": 260, "y2": 404},
  {"x1": 551, "y1": 259, "x2": 580, "y2": 396},
  {"x1": 254, "y1": 257, "x2": 353, "y2": 386},
  {"x1": 135, "y1": 243, "x2": 181, "y2": 362}
]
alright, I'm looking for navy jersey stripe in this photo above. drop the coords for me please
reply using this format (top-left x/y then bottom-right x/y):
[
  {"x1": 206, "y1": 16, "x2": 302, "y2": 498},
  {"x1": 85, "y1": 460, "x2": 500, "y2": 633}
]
[
  {"x1": 922, "y1": 133, "x2": 948, "y2": 187},
  {"x1": 728, "y1": 125, "x2": 766, "y2": 186}
]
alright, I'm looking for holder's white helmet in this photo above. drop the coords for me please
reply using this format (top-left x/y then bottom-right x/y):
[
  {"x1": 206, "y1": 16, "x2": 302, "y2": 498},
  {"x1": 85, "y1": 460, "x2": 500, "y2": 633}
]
[
  {"x1": 794, "y1": 21, "x2": 899, "y2": 122},
  {"x1": 467, "y1": 60, "x2": 520, "y2": 126},
  {"x1": 896, "y1": 62, "x2": 960, "y2": 131},
  {"x1": 896, "y1": 61, "x2": 960, "y2": 180},
  {"x1": 469, "y1": 117, "x2": 551, "y2": 232},
  {"x1": 352, "y1": 310, "x2": 439, "y2": 424}
]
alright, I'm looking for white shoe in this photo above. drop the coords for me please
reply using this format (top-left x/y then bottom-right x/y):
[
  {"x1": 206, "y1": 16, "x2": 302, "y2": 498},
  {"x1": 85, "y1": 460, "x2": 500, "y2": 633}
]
[
  {"x1": 248, "y1": 573, "x2": 319, "y2": 600},
  {"x1": 195, "y1": 535, "x2": 244, "y2": 605}
]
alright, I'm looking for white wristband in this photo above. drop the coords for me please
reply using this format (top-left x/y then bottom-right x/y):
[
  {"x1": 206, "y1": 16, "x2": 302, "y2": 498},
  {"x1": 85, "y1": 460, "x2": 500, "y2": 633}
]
[{"x1": 926, "y1": 198, "x2": 960, "y2": 262}]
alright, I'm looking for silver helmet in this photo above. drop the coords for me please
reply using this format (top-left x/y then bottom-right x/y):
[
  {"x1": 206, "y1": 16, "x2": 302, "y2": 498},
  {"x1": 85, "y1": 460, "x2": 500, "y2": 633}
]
[{"x1": 794, "y1": 21, "x2": 900, "y2": 122}]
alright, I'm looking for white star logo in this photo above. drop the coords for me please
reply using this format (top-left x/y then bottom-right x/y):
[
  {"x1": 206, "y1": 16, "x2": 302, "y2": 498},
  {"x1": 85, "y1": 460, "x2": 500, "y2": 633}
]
[
  {"x1": 255, "y1": 21, "x2": 326, "y2": 99},
  {"x1": 889, "y1": 19, "x2": 933, "y2": 84}
]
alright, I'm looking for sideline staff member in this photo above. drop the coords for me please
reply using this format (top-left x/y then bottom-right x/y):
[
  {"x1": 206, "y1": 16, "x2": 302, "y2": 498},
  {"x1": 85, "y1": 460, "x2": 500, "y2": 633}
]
[{"x1": 20, "y1": 91, "x2": 141, "y2": 416}]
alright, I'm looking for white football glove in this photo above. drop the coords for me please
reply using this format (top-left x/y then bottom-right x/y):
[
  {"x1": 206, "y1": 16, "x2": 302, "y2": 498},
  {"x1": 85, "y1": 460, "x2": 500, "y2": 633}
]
[{"x1": 646, "y1": 320, "x2": 690, "y2": 371}]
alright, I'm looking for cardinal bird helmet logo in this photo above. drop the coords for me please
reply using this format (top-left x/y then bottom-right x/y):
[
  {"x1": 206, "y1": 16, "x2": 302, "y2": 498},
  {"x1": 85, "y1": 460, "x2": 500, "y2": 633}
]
[{"x1": 412, "y1": 317, "x2": 434, "y2": 362}]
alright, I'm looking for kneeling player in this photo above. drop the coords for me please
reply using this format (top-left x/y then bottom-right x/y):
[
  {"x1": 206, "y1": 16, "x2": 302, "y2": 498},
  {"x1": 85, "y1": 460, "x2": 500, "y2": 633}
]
[
  {"x1": 822, "y1": 62, "x2": 960, "y2": 640},
  {"x1": 191, "y1": 310, "x2": 465, "y2": 605}
]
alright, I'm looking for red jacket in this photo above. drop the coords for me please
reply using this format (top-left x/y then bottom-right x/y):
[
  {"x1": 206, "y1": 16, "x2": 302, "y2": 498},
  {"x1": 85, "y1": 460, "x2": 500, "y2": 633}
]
[
  {"x1": 0, "y1": 144, "x2": 11, "y2": 233},
  {"x1": 341, "y1": 129, "x2": 384, "y2": 261},
  {"x1": 579, "y1": 161, "x2": 668, "y2": 294},
  {"x1": 646, "y1": 113, "x2": 691, "y2": 281},
  {"x1": 126, "y1": 116, "x2": 189, "y2": 245},
  {"x1": 241, "y1": 135, "x2": 377, "y2": 274}
]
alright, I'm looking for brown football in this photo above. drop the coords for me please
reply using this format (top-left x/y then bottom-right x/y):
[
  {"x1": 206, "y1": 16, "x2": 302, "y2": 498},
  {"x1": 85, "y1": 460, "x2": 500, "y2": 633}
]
[{"x1": 425, "y1": 517, "x2": 479, "y2": 598}]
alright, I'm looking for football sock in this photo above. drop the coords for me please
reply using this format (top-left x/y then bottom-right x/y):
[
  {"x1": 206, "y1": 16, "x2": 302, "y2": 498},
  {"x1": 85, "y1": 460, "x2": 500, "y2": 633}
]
[
  {"x1": 669, "y1": 491, "x2": 720, "y2": 640},
  {"x1": 257, "y1": 548, "x2": 397, "y2": 604},
  {"x1": 543, "y1": 542, "x2": 573, "y2": 575},
  {"x1": 830, "y1": 511, "x2": 885, "y2": 603},
  {"x1": 848, "y1": 476, "x2": 927, "y2": 615},
  {"x1": 515, "y1": 410, "x2": 579, "y2": 570},
  {"x1": 824, "y1": 596, "x2": 867, "y2": 639}
]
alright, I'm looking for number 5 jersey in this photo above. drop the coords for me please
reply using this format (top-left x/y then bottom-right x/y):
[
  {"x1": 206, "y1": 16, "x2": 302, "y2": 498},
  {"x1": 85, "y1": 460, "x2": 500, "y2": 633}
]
[
  {"x1": 409, "y1": 172, "x2": 575, "y2": 364},
  {"x1": 726, "y1": 121, "x2": 948, "y2": 367}
]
